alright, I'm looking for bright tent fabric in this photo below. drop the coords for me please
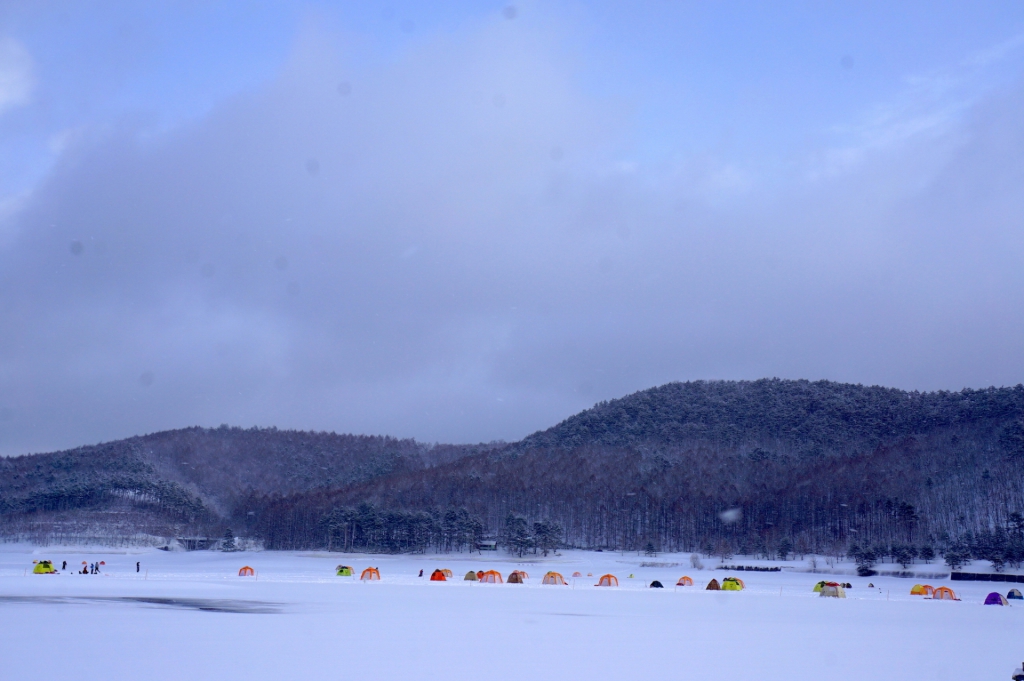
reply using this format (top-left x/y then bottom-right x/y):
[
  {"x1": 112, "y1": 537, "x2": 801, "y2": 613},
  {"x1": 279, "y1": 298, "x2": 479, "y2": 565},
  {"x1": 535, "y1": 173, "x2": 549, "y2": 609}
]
[
  {"x1": 32, "y1": 561, "x2": 57, "y2": 574},
  {"x1": 238, "y1": 566, "x2": 255, "y2": 576},
  {"x1": 595, "y1": 574, "x2": 618, "y2": 587},
  {"x1": 336, "y1": 565, "x2": 353, "y2": 576},
  {"x1": 479, "y1": 570, "x2": 503, "y2": 584},
  {"x1": 932, "y1": 586, "x2": 957, "y2": 600},
  {"x1": 441, "y1": 569, "x2": 453, "y2": 579},
  {"x1": 910, "y1": 584, "x2": 934, "y2": 596},
  {"x1": 676, "y1": 576, "x2": 693, "y2": 586},
  {"x1": 813, "y1": 581, "x2": 827, "y2": 593},
  {"x1": 722, "y1": 577, "x2": 744, "y2": 591},
  {"x1": 464, "y1": 571, "x2": 478, "y2": 581},
  {"x1": 361, "y1": 567, "x2": 381, "y2": 581},
  {"x1": 1008, "y1": 588, "x2": 1023, "y2": 600},
  {"x1": 985, "y1": 592, "x2": 1009, "y2": 606},
  {"x1": 542, "y1": 571, "x2": 567, "y2": 585},
  {"x1": 819, "y1": 585, "x2": 846, "y2": 598},
  {"x1": 706, "y1": 579, "x2": 721, "y2": 590},
  {"x1": 430, "y1": 569, "x2": 447, "y2": 581}
]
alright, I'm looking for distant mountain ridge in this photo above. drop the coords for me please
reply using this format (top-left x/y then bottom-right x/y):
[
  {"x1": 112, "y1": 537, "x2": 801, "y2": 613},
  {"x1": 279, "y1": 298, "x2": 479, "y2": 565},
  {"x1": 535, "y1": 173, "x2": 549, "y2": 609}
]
[
  {"x1": 519, "y1": 379, "x2": 1024, "y2": 453},
  {"x1": 4, "y1": 379, "x2": 1024, "y2": 556}
]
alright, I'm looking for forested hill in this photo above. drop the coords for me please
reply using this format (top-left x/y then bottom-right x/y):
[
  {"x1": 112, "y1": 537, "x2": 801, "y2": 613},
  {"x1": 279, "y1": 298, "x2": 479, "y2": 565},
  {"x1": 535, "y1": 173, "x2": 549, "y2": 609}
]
[
  {"x1": 5, "y1": 379, "x2": 1024, "y2": 558},
  {"x1": 519, "y1": 379, "x2": 1024, "y2": 453}
]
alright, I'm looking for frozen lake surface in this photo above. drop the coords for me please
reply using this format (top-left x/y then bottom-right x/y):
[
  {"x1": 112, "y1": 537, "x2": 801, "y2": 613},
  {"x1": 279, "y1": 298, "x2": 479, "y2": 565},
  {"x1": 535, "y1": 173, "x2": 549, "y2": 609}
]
[{"x1": 1, "y1": 545, "x2": 1020, "y2": 680}]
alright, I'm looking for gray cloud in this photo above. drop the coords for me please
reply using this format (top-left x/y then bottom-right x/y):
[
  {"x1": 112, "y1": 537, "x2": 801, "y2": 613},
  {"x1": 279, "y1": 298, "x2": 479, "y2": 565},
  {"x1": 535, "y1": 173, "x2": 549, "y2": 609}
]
[{"x1": 1, "y1": 24, "x2": 1023, "y2": 456}]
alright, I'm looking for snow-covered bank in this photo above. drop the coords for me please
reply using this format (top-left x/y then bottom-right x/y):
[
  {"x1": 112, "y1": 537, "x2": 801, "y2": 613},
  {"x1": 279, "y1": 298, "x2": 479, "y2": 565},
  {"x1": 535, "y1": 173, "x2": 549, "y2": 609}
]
[{"x1": 1, "y1": 546, "x2": 1020, "y2": 680}]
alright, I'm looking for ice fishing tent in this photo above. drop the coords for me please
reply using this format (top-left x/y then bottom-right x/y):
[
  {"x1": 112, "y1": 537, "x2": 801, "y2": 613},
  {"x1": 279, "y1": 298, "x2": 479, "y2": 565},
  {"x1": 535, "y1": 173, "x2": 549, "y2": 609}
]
[
  {"x1": 596, "y1": 574, "x2": 619, "y2": 587},
  {"x1": 32, "y1": 560, "x2": 56, "y2": 574},
  {"x1": 464, "y1": 570, "x2": 478, "y2": 581},
  {"x1": 985, "y1": 592, "x2": 1009, "y2": 606},
  {"x1": 910, "y1": 584, "x2": 934, "y2": 596},
  {"x1": 722, "y1": 577, "x2": 744, "y2": 591},
  {"x1": 542, "y1": 571, "x2": 567, "y2": 585},
  {"x1": 650, "y1": 580, "x2": 664, "y2": 588},
  {"x1": 813, "y1": 581, "x2": 828, "y2": 593},
  {"x1": 480, "y1": 570, "x2": 503, "y2": 583},
  {"x1": 238, "y1": 566, "x2": 255, "y2": 576},
  {"x1": 476, "y1": 570, "x2": 485, "y2": 579},
  {"x1": 441, "y1": 569, "x2": 453, "y2": 579},
  {"x1": 507, "y1": 571, "x2": 524, "y2": 584},
  {"x1": 361, "y1": 567, "x2": 381, "y2": 581},
  {"x1": 932, "y1": 586, "x2": 957, "y2": 600},
  {"x1": 336, "y1": 565, "x2": 353, "y2": 576},
  {"x1": 819, "y1": 584, "x2": 846, "y2": 598},
  {"x1": 677, "y1": 576, "x2": 693, "y2": 586},
  {"x1": 572, "y1": 572, "x2": 583, "y2": 578},
  {"x1": 514, "y1": 570, "x2": 529, "y2": 579},
  {"x1": 706, "y1": 579, "x2": 721, "y2": 590},
  {"x1": 430, "y1": 569, "x2": 447, "y2": 581},
  {"x1": 1008, "y1": 588, "x2": 1023, "y2": 600}
]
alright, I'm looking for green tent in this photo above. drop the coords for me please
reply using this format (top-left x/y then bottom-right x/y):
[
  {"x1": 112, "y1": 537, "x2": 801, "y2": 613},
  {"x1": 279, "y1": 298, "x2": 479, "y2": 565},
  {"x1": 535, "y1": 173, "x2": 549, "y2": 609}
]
[
  {"x1": 813, "y1": 580, "x2": 827, "y2": 593},
  {"x1": 464, "y1": 570, "x2": 478, "y2": 581},
  {"x1": 336, "y1": 565, "x2": 353, "y2": 576}
]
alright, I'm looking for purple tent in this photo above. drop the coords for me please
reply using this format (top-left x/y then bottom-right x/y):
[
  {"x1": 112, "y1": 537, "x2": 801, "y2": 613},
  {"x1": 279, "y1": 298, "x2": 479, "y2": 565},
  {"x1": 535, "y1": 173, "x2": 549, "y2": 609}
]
[{"x1": 984, "y1": 592, "x2": 1007, "y2": 605}]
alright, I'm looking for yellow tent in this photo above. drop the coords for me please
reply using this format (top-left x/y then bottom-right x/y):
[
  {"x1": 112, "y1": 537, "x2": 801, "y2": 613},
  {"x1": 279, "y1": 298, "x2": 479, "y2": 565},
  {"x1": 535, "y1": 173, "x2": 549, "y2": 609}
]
[
  {"x1": 32, "y1": 560, "x2": 56, "y2": 574},
  {"x1": 910, "y1": 584, "x2": 934, "y2": 596},
  {"x1": 722, "y1": 577, "x2": 744, "y2": 591}
]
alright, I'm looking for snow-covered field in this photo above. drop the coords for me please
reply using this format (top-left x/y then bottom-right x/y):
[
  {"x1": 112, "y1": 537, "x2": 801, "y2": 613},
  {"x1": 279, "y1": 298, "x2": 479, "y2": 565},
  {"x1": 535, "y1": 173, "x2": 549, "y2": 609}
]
[{"x1": 1, "y1": 545, "x2": 1020, "y2": 680}]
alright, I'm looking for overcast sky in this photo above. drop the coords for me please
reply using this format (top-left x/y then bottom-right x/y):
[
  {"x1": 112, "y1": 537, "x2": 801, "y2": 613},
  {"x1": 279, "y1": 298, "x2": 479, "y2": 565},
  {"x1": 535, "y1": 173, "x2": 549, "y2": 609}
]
[{"x1": 2, "y1": 2, "x2": 1024, "y2": 455}]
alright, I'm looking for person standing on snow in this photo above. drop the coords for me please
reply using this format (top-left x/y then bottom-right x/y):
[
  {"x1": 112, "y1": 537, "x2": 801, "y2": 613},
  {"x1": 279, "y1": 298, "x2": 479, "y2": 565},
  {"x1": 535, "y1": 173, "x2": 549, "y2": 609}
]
[
  {"x1": 136, "y1": 562, "x2": 140, "y2": 573},
  {"x1": 62, "y1": 561, "x2": 67, "y2": 571}
]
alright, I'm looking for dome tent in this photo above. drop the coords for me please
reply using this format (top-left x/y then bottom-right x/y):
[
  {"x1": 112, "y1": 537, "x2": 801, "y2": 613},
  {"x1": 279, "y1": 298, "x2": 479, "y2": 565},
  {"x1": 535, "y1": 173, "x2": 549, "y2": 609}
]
[
  {"x1": 441, "y1": 569, "x2": 453, "y2": 579},
  {"x1": 464, "y1": 570, "x2": 478, "y2": 581},
  {"x1": 676, "y1": 576, "x2": 693, "y2": 586},
  {"x1": 479, "y1": 570, "x2": 503, "y2": 584},
  {"x1": 32, "y1": 560, "x2": 57, "y2": 574},
  {"x1": 542, "y1": 571, "x2": 567, "y2": 585},
  {"x1": 931, "y1": 586, "x2": 957, "y2": 600},
  {"x1": 572, "y1": 572, "x2": 582, "y2": 578},
  {"x1": 910, "y1": 584, "x2": 934, "y2": 596},
  {"x1": 595, "y1": 574, "x2": 618, "y2": 587},
  {"x1": 722, "y1": 577, "x2": 744, "y2": 591},
  {"x1": 706, "y1": 579, "x2": 721, "y2": 590},
  {"x1": 819, "y1": 584, "x2": 846, "y2": 598},
  {"x1": 361, "y1": 567, "x2": 381, "y2": 581},
  {"x1": 336, "y1": 565, "x2": 353, "y2": 576},
  {"x1": 430, "y1": 569, "x2": 447, "y2": 581},
  {"x1": 507, "y1": 571, "x2": 525, "y2": 584},
  {"x1": 650, "y1": 580, "x2": 664, "y2": 588},
  {"x1": 1008, "y1": 588, "x2": 1023, "y2": 600},
  {"x1": 985, "y1": 592, "x2": 1009, "y2": 606},
  {"x1": 238, "y1": 566, "x2": 255, "y2": 576}
]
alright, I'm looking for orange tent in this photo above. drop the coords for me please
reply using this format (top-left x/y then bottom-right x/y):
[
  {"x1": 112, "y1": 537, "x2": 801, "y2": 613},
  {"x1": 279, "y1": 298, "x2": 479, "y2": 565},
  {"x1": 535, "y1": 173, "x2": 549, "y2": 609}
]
[
  {"x1": 513, "y1": 570, "x2": 529, "y2": 579},
  {"x1": 910, "y1": 584, "x2": 934, "y2": 596},
  {"x1": 572, "y1": 572, "x2": 583, "y2": 578},
  {"x1": 932, "y1": 586, "x2": 958, "y2": 600},
  {"x1": 706, "y1": 578, "x2": 721, "y2": 590},
  {"x1": 476, "y1": 570, "x2": 485, "y2": 579},
  {"x1": 595, "y1": 574, "x2": 618, "y2": 587},
  {"x1": 479, "y1": 570, "x2": 503, "y2": 583},
  {"x1": 361, "y1": 567, "x2": 381, "y2": 581},
  {"x1": 542, "y1": 571, "x2": 567, "y2": 585},
  {"x1": 677, "y1": 576, "x2": 693, "y2": 586},
  {"x1": 441, "y1": 569, "x2": 453, "y2": 579},
  {"x1": 430, "y1": 569, "x2": 447, "y2": 581},
  {"x1": 238, "y1": 566, "x2": 255, "y2": 577}
]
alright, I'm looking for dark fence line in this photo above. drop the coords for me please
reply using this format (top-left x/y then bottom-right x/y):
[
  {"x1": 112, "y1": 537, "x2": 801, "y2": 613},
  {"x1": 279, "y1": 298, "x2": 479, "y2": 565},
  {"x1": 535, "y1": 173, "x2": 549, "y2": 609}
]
[{"x1": 951, "y1": 572, "x2": 1024, "y2": 583}]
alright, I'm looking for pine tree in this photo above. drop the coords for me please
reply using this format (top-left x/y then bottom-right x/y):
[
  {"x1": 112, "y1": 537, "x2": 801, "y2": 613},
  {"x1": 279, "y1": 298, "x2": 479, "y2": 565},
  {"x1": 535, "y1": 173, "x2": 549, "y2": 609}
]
[{"x1": 222, "y1": 527, "x2": 236, "y2": 552}]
